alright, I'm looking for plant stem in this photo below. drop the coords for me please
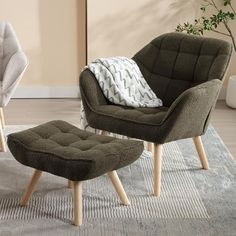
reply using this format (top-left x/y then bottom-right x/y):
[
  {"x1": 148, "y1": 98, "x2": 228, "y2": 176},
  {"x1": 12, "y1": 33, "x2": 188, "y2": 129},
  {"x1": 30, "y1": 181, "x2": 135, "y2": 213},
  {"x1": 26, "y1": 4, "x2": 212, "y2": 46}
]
[
  {"x1": 212, "y1": 29, "x2": 231, "y2": 37},
  {"x1": 210, "y1": 0, "x2": 236, "y2": 51},
  {"x1": 210, "y1": 0, "x2": 219, "y2": 11},
  {"x1": 229, "y1": 3, "x2": 236, "y2": 15},
  {"x1": 224, "y1": 22, "x2": 236, "y2": 51}
]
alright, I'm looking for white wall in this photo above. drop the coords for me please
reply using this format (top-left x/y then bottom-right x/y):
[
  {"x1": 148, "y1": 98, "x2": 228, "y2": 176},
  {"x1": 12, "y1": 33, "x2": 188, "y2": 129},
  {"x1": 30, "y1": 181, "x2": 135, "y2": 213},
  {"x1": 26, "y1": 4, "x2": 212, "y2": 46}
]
[
  {"x1": 0, "y1": 0, "x2": 83, "y2": 98},
  {"x1": 88, "y1": 0, "x2": 236, "y2": 99},
  {"x1": 88, "y1": 0, "x2": 200, "y2": 61},
  {"x1": 1, "y1": 0, "x2": 234, "y2": 98}
]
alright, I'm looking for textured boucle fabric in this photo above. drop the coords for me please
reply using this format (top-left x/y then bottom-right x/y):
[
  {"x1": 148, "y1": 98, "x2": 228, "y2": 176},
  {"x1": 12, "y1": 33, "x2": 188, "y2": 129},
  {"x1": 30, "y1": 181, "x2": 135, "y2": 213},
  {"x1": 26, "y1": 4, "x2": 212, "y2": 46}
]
[
  {"x1": 7, "y1": 120, "x2": 144, "y2": 181},
  {"x1": 0, "y1": 21, "x2": 28, "y2": 107},
  {"x1": 79, "y1": 33, "x2": 232, "y2": 144},
  {"x1": 133, "y1": 32, "x2": 232, "y2": 107}
]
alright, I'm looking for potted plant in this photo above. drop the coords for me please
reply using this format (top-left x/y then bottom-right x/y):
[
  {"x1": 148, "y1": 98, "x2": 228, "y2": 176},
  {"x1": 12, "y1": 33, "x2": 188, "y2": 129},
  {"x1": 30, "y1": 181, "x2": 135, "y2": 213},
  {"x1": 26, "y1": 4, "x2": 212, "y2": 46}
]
[{"x1": 176, "y1": 0, "x2": 236, "y2": 108}]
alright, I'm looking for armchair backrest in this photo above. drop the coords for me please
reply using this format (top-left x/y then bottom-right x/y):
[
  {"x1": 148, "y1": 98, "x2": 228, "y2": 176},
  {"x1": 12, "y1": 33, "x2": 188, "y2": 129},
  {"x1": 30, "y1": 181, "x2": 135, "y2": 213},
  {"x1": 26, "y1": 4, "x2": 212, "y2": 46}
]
[
  {"x1": 0, "y1": 22, "x2": 22, "y2": 80},
  {"x1": 133, "y1": 32, "x2": 232, "y2": 107}
]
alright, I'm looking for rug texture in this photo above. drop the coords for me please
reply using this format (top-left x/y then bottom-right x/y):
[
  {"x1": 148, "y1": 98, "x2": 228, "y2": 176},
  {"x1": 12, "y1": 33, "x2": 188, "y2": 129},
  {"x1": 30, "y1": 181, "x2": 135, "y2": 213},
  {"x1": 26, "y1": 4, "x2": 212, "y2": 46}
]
[{"x1": 0, "y1": 125, "x2": 235, "y2": 236}]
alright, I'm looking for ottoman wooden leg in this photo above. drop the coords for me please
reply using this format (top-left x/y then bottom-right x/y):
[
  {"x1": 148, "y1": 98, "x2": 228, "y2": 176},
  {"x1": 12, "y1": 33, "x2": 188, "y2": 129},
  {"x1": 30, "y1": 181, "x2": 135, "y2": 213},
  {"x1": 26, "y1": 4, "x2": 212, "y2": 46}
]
[
  {"x1": 73, "y1": 181, "x2": 82, "y2": 226},
  {"x1": 108, "y1": 170, "x2": 130, "y2": 205},
  {"x1": 22, "y1": 169, "x2": 42, "y2": 206}
]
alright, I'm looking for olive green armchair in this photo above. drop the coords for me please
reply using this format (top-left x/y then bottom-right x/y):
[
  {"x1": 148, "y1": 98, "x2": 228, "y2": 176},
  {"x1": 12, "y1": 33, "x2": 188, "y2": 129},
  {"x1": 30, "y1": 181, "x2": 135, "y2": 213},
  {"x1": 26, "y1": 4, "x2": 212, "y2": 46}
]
[{"x1": 79, "y1": 33, "x2": 232, "y2": 197}]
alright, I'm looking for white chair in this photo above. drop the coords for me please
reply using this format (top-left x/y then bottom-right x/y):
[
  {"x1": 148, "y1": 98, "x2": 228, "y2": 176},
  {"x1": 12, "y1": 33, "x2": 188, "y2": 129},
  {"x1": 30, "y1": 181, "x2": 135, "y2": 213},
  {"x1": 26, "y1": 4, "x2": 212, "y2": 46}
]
[{"x1": 0, "y1": 22, "x2": 28, "y2": 151}]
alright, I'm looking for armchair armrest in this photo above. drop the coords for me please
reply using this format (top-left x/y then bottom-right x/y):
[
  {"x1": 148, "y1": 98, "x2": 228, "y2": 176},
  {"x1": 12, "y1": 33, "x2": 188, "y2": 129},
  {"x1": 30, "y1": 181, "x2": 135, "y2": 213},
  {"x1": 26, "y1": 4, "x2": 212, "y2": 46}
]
[
  {"x1": 79, "y1": 69, "x2": 109, "y2": 107},
  {"x1": 160, "y1": 79, "x2": 222, "y2": 143}
]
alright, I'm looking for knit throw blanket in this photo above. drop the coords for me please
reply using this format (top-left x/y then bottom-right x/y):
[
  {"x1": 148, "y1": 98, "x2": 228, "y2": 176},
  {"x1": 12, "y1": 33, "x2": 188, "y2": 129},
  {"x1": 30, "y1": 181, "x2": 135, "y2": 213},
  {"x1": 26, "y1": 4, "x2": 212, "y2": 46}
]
[{"x1": 80, "y1": 57, "x2": 162, "y2": 132}]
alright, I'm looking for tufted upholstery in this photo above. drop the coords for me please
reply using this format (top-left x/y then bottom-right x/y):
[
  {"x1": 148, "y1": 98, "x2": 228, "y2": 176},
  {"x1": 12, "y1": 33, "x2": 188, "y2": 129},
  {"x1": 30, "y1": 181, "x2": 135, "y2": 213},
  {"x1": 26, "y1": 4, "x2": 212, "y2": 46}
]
[
  {"x1": 80, "y1": 33, "x2": 232, "y2": 144},
  {"x1": 95, "y1": 105, "x2": 169, "y2": 125},
  {"x1": 133, "y1": 33, "x2": 232, "y2": 107},
  {"x1": 7, "y1": 120, "x2": 144, "y2": 181},
  {"x1": 0, "y1": 22, "x2": 28, "y2": 107}
]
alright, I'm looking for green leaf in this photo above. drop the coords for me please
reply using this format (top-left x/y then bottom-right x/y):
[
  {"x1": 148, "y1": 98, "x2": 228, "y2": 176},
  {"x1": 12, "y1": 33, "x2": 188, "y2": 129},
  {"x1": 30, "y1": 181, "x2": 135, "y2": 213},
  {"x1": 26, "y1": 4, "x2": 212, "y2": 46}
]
[
  {"x1": 224, "y1": 0, "x2": 231, "y2": 6},
  {"x1": 200, "y1": 6, "x2": 206, "y2": 12},
  {"x1": 175, "y1": 0, "x2": 235, "y2": 41}
]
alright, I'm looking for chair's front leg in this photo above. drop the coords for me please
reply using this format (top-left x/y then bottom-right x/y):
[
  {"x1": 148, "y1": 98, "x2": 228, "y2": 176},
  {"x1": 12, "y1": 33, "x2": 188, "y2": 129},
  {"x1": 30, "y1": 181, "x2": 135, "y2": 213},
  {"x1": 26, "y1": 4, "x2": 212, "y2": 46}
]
[
  {"x1": 153, "y1": 143, "x2": 163, "y2": 197},
  {"x1": 22, "y1": 169, "x2": 42, "y2": 206},
  {"x1": 193, "y1": 136, "x2": 209, "y2": 170},
  {"x1": 108, "y1": 170, "x2": 130, "y2": 205},
  {"x1": 73, "y1": 181, "x2": 83, "y2": 226}
]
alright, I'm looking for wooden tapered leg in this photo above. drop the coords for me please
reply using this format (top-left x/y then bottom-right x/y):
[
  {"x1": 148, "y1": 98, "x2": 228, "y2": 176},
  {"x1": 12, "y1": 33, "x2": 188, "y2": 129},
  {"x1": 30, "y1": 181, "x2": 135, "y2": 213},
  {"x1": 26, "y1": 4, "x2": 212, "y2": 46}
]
[
  {"x1": 0, "y1": 108, "x2": 5, "y2": 128},
  {"x1": 147, "y1": 142, "x2": 153, "y2": 153},
  {"x1": 68, "y1": 180, "x2": 73, "y2": 188},
  {"x1": 73, "y1": 181, "x2": 82, "y2": 226},
  {"x1": 153, "y1": 143, "x2": 163, "y2": 197},
  {"x1": 108, "y1": 170, "x2": 130, "y2": 205},
  {"x1": 21, "y1": 170, "x2": 42, "y2": 206},
  {"x1": 0, "y1": 120, "x2": 6, "y2": 152},
  {"x1": 193, "y1": 136, "x2": 209, "y2": 170}
]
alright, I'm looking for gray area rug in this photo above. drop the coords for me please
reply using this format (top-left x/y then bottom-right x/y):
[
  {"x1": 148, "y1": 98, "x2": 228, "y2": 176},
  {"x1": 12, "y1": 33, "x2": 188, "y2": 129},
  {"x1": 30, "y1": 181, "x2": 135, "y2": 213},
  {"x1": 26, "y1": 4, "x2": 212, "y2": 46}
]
[{"x1": 0, "y1": 125, "x2": 235, "y2": 236}]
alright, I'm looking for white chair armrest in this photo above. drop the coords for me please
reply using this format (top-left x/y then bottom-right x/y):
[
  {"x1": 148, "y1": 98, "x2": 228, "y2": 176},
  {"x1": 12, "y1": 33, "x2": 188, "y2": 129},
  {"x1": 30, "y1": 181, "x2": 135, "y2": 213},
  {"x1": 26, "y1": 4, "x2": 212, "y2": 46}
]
[{"x1": 3, "y1": 51, "x2": 28, "y2": 90}]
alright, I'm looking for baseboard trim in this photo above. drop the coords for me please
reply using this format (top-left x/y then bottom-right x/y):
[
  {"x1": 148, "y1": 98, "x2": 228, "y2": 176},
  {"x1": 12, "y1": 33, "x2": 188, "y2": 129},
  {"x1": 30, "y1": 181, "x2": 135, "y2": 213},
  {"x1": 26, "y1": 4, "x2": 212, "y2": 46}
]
[
  {"x1": 12, "y1": 85, "x2": 226, "y2": 100},
  {"x1": 13, "y1": 86, "x2": 80, "y2": 98}
]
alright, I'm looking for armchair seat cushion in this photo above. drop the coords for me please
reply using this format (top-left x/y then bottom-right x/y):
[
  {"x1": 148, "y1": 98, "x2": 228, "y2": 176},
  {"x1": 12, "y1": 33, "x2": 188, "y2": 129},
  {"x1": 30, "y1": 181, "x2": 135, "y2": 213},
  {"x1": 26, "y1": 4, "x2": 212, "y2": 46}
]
[
  {"x1": 95, "y1": 105, "x2": 168, "y2": 125},
  {"x1": 84, "y1": 103, "x2": 170, "y2": 143}
]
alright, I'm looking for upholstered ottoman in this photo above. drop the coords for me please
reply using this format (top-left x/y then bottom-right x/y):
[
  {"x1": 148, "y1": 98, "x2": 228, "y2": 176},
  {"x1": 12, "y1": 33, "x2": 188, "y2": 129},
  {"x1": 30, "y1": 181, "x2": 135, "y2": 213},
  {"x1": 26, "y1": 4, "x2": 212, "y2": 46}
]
[{"x1": 7, "y1": 120, "x2": 143, "y2": 226}]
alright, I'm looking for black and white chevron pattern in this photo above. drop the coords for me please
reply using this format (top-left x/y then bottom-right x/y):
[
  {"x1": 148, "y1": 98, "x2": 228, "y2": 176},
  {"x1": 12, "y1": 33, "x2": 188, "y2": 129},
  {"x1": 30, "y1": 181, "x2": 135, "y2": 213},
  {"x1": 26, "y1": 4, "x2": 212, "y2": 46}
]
[
  {"x1": 80, "y1": 57, "x2": 162, "y2": 132},
  {"x1": 87, "y1": 57, "x2": 162, "y2": 107}
]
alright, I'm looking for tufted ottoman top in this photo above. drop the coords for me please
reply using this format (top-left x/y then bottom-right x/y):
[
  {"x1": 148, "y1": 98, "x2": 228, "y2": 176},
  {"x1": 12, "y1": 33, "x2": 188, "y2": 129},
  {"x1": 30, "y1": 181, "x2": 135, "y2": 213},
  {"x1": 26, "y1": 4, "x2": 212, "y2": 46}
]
[{"x1": 7, "y1": 120, "x2": 144, "y2": 181}]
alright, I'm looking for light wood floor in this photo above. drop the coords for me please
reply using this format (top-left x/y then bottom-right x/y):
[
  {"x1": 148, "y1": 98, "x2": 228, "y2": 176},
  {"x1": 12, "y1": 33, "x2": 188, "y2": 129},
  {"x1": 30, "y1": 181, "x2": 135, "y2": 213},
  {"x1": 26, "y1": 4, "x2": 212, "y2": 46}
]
[{"x1": 3, "y1": 99, "x2": 236, "y2": 158}]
